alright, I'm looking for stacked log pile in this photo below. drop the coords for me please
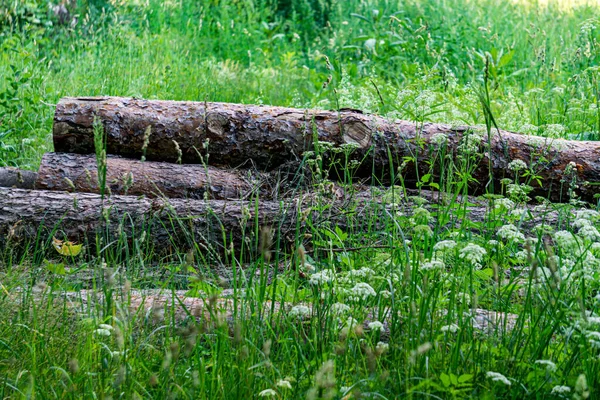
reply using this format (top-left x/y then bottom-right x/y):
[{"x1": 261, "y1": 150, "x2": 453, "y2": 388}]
[{"x1": 1, "y1": 96, "x2": 599, "y2": 257}]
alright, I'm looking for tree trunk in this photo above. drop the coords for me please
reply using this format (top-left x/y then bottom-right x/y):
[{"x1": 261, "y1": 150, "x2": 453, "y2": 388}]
[
  {"x1": 1, "y1": 187, "x2": 560, "y2": 259},
  {"x1": 53, "y1": 97, "x2": 600, "y2": 203},
  {"x1": 35, "y1": 152, "x2": 267, "y2": 200},
  {"x1": 0, "y1": 167, "x2": 37, "y2": 189}
]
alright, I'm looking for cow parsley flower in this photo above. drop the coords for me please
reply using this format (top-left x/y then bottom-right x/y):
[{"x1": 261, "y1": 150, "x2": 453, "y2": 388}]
[
  {"x1": 309, "y1": 269, "x2": 335, "y2": 285},
  {"x1": 441, "y1": 324, "x2": 460, "y2": 333},
  {"x1": 551, "y1": 385, "x2": 571, "y2": 395},
  {"x1": 576, "y1": 209, "x2": 600, "y2": 221},
  {"x1": 349, "y1": 282, "x2": 377, "y2": 301},
  {"x1": 433, "y1": 240, "x2": 457, "y2": 253},
  {"x1": 459, "y1": 243, "x2": 487, "y2": 265},
  {"x1": 535, "y1": 359, "x2": 557, "y2": 372},
  {"x1": 421, "y1": 260, "x2": 445, "y2": 270},
  {"x1": 578, "y1": 225, "x2": 600, "y2": 242},
  {"x1": 289, "y1": 305, "x2": 311, "y2": 319},
  {"x1": 494, "y1": 198, "x2": 515, "y2": 210},
  {"x1": 368, "y1": 321, "x2": 384, "y2": 331},
  {"x1": 573, "y1": 218, "x2": 592, "y2": 229},
  {"x1": 331, "y1": 303, "x2": 350, "y2": 315},
  {"x1": 508, "y1": 159, "x2": 527, "y2": 172},
  {"x1": 497, "y1": 224, "x2": 525, "y2": 242},
  {"x1": 376, "y1": 341, "x2": 389, "y2": 354},
  {"x1": 431, "y1": 133, "x2": 448, "y2": 146},
  {"x1": 276, "y1": 380, "x2": 292, "y2": 389},
  {"x1": 554, "y1": 230, "x2": 579, "y2": 248}
]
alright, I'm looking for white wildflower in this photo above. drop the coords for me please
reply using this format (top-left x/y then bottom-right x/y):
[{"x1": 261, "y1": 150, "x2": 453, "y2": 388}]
[
  {"x1": 289, "y1": 305, "x2": 311, "y2": 319},
  {"x1": 344, "y1": 316, "x2": 358, "y2": 329},
  {"x1": 554, "y1": 230, "x2": 579, "y2": 248},
  {"x1": 551, "y1": 385, "x2": 571, "y2": 395},
  {"x1": 440, "y1": 324, "x2": 460, "y2": 333},
  {"x1": 368, "y1": 321, "x2": 384, "y2": 331},
  {"x1": 515, "y1": 250, "x2": 529, "y2": 263},
  {"x1": 347, "y1": 267, "x2": 374, "y2": 279},
  {"x1": 433, "y1": 240, "x2": 457, "y2": 253},
  {"x1": 456, "y1": 292, "x2": 471, "y2": 305},
  {"x1": 349, "y1": 282, "x2": 377, "y2": 301},
  {"x1": 486, "y1": 371, "x2": 511, "y2": 386},
  {"x1": 578, "y1": 225, "x2": 600, "y2": 242},
  {"x1": 508, "y1": 159, "x2": 527, "y2": 172},
  {"x1": 573, "y1": 218, "x2": 592, "y2": 229},
  {"x1": 364, "y1": 38, "x2": 377, "y2": 51},
  {"x1": 459, "y1": 243, "x2": 487, "y2": 265},
  {"x1": 497, "y1": 224, "x2": 525, "y2": 242},
  {"x1": 276, "y1": 380, "x2": 292, "y2": 389},
  {"x1": 331, "y1": 303, "x2": 350, "y2": 315},
  {"x1": 576, "y1": 209, "x2": 600, "y2": 221},
  {"x1": 375, "y1": 341, "x2": 389, "y2": 354},
  {"x1": 510, "y1": 208, "x2": 526, "y2": 217},
  {"x1": 380, "y1": 290, "x2": 392, "y2": 299},
  {"x1": 309, "y1": 269, "x2": 335, "y2": 285},
  {"x1": 431, "y1": 133, "x2": 448, "y2": 146},
  {"x1": 421, "y1": 260, "x2": 445, "y2": 270},
  {"x1": 534, "y1": 359, "x2": 557, "y2": 372},
  {"x1": 494, "y1": 198, "x2": 515, "y2": 210}
]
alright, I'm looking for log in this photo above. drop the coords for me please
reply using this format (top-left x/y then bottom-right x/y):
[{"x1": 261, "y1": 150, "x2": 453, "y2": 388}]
[
  {"x1": 0, "y1": 167, "x2": 37, "y2": 189},
  {"x1": 0, "y1": 187, "x2": 563, "y2": 259},
  {"x1": 35, "y1": 152, "x2": 266, "y2": 200},
  {"x1": 0, "y1": 187, "x2": 360, "y2": 258},
  {"x1": 53, "y1": 97, "x2": 600, "y2": 203}
]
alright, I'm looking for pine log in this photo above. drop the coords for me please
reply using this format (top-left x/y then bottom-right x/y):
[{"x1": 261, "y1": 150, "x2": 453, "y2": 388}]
[
  {"x1": 0, "y1": 187, "x2": 366, "y2": 259},
  {"x1": 53, "y1": 97, "x2": 600, "y2": 203},
  {"x1": 35, "y1": 152, "x2": 266, "y2": 200},
  {"x1": 0, "y1": 187, "x2": 565, "y2": 259},
  {"x1": 0, "y1": 167, "x2": 37, "y2": 189}
]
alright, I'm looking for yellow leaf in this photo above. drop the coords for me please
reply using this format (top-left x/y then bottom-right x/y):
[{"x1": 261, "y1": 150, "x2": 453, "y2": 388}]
[{"x1": 52, "y1": 237, "x2": 83, "y2": 257}]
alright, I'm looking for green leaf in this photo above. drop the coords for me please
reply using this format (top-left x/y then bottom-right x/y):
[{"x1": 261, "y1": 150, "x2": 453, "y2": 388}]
[
  {"x1": 440, "y1": 372, "x2": 451, "y2": 387},
  {"x1": 45, "y1": 262, "x2": 66, "y2": 275}
]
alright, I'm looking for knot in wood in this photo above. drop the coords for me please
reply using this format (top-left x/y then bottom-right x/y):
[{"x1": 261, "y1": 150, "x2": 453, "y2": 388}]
[{"x1": 341, "y1": 117, "x2": 372, "y2": 149}]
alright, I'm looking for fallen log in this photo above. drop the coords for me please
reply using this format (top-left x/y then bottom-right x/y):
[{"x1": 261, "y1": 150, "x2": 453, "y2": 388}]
[
  {"x1": 53, "y1": 97, "x2": 600, "y2": 203},
  {"x1": 0, "y1": 167, "x2": 37, "y2": 189},
  {"x1": 34, "y1": 152, "x2": 268, "y2": 200},
  {"x1": 0, "y1": 187, "x2": 566, "y2": 260},
  {"x1": 0, "y1": 187, "x2": 366, "y2": 259}
]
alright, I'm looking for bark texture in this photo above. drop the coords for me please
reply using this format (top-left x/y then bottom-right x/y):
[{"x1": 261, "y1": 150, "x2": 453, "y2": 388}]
[
  {"x1": 0, "y1": 187, "x2": 363, "y2": 258},
  {"x1": 53, "y1": 96, "x2": 600, "y2": 203},
  {"x1": 0, "y1": 167, "x2": 37, "y2": 189},
  {"x1": 35, "y1": 152, "x2": 265, "y2": 200},
  {"x1": 0, "y1": 187, "x2": 566, "y2": 258}
]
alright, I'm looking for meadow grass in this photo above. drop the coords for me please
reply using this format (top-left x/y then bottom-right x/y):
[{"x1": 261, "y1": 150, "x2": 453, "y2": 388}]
[{"x1": 1, "y1": 0, "x2": 600, "y2": 398}]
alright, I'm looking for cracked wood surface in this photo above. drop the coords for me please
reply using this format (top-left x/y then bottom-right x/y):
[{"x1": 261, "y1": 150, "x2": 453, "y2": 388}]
[{"x1": 35, "y1": 152, "x2": 266, "y2": 200}]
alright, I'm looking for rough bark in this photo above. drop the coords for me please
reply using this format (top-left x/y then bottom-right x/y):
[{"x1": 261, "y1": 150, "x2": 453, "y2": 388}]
[
  {"x1": 0, "y1": 187, "x2": 568, "y2": 259},
  {"x1": 0, "y1": 167, "x2": 37, "y2": 189},
  {"x1": 0, "y1": 187, "x2": 365, "y2": 259},
  {"x1": 53, "y1": 96, "x2": 600, "y2": 203},
  {"x1": 35, "y1": 152, "x2": 267, "y2": 200}
]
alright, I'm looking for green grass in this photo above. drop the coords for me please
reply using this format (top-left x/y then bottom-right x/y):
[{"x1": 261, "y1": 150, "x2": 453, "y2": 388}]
[{"x1": 2, "y1": 0, "x2": 600, "y2": 398}]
